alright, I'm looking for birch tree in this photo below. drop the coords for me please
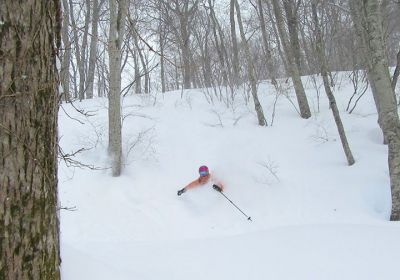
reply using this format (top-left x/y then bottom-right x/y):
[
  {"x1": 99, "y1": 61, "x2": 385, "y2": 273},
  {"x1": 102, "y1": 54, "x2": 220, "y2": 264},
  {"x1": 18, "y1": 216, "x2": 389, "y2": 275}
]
[
  {"x1": 350, "y1": 0, "x2": 400, "y2": 220},
  {"x1": 108, "y1": 0, "x2": 127, "y2": 176},
  {"x1": 0, "y1": 0, "x2": 61, "y2": 278}
]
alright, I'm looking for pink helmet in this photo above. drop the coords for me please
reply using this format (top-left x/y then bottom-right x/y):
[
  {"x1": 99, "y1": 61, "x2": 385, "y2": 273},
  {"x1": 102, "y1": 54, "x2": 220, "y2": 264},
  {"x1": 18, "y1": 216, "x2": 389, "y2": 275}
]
[{"x1": 198, "y1": 165, "x2": 209, "y2": 177}]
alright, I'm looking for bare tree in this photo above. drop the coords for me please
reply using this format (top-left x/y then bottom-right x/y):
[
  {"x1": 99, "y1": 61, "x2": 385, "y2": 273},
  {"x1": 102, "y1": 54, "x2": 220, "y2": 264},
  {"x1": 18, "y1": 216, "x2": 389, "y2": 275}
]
[
  {"x1": 282, "y1": 0, "x2": 303, "y2": 72},
  {"x1": 161, "y1": 0, "x2": 200, "y2": 89},
  {"x1": 234, "y1": 0, "x2": 267, "y2": 126},
  {"x1": 257, "y1": 0, "x2": 278, "y2": 88},
  {"x1": 230, "y1": 0, "x2": 240, "y2": 84},
  {"x1": 61, "y1": 0, "x2": 72, "y2": 101},
  {"x1": 271, "y1": 0, "x2": 311, "y2": 119},
  {"x1": 311, "y1": 1, "x2": 355, "y2": 166},
  {"x1": 0, "y1": 0, "x2": 61, "y2": 278},
  {"x1": 350, "y1": 0, "x2": 400, "y2": 220},
  {"x1": 208, "y1": 0, "x2": 230, "y2": 87},
  {"x1": 108, "y1": 0, "x2": 127, "y2": 176},
  {"x1": 69, "y1": 0, "x2": 91, "y2": 100},
  {"x1": 86, "y1": 0, "x2": 104, "y2": 99}
]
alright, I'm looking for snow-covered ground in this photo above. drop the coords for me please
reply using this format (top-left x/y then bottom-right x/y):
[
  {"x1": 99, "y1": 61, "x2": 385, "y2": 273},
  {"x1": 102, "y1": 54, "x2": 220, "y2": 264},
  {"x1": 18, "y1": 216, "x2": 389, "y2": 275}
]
[{"x1": 58, "y1": 74, "x2": 400, "y2": 279}]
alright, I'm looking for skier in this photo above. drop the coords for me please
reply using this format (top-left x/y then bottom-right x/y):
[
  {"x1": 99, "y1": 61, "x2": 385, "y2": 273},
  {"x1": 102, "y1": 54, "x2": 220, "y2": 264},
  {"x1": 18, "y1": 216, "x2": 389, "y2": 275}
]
[{"x1": 177, "y1": 165, "x2": 224, "y2": 196}]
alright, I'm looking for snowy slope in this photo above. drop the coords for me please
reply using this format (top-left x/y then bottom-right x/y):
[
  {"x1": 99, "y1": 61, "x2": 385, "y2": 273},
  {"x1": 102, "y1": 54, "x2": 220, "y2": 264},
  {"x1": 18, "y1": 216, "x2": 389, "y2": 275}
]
[{"x1": 58, "y1": 74, "x2": 400, "y2": 279}]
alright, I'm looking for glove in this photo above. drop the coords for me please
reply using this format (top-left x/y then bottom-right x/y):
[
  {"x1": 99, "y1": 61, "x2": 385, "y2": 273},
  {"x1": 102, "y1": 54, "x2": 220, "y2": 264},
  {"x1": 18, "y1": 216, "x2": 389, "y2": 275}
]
[
  {"x1": 177, "y1": 188, "x2": 186, "y2": 196},
  {"x1": 213, "y1": 184, "x2": 222, "y2": 192}
]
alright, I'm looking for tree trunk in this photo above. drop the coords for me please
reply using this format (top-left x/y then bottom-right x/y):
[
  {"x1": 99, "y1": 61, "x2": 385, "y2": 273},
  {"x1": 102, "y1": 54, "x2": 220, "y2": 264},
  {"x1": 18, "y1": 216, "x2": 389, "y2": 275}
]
[
  {"x1": 350, "y1": 0, "x2": 400, "y2": 220},
  {"x1": 108, "y1": 0, "x2": 126, "y2": 177},
  {"x1": 203, "y1": 36, "x2": 213, "y2": 88},
  {"x1": 257, "y1": 0, "x2": 278, "y2": 87},
  {"x1": 312, "y1": 2, "x2": 355, "y2": 166},
  {"x1": 134, "y1": 52, "x2": 141, "y2": 94},
  {"x1": 271, "y1": 0, "x2": 311, "y2": 119},
  {"x1": 265, "y1": 0, "x2": 289, "y2": 74},
  {"x1": 282, "y1": 0, "x2": 303, "y2": 73},
  {"x1": 208, "y1": 0, "x2": 229, "y2": 86},
  {"x1": 68, "y1": 0, "x2": 90, "y2": 101},
  {"x1": 86, "y1": 0, "x2": 102, "y2": 99},
  {"x1": 234, "y1": 0, "x2": 267, "y2": 126},
  {"x1": 181, "y1": 24, "x2": 192, "y2": 89},
  {"x1": 159, "y1": 14, "x2": 166, "y2": 93},
  {"x1": 78, "y1": 0, "x2": 91, "y2": 100},
  {"x1": 392, "y1": 47, "x2": 400, "y2": 91},
  {"x1": 230, "y1": 0, "x2": 240, "y2": 84},
  {"x1": 0, "y1": 1, "x2": 61, "y2": 279},
  {"x1": 349, "y1": 0, "x2": 388, "y2": 143},
  {"x1": 61, "y1": 0, "x2": 71, "y2": 102},
  {"x1": 144, "y1": 55, "x2": 150, "y2": 94}
]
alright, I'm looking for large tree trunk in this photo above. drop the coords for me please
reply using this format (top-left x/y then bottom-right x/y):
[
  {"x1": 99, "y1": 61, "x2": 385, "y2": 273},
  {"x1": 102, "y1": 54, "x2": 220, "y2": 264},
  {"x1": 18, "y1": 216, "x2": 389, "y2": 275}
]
[
  {"x1": 234, "y1": 0, "x2": 267, "y2": 126},
  {"x1": 312, "y1": 2, "x2": 355, "y2": 166},
  {"x1": 108, "y1": 0, "x2": 126, "y2": 177},
  {"x1": 350, "y1": 0, "x2": 400, "y2": 220},
  {"x1": 0, "y1": 1, "x2": 61, "y2": 279},
  {"x1": 271, "y1": 0, "x2": 311, "y2": 119}
]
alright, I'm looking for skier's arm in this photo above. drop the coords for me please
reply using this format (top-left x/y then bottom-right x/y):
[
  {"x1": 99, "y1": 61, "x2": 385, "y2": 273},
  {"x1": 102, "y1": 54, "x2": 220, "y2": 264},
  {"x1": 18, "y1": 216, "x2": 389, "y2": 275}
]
[
  {"x1": 177, "y1": 179, "x2": 202, "y2": 196},
  {"x1": 184, "y1": 179, "x2": 202, "y2": 190}
]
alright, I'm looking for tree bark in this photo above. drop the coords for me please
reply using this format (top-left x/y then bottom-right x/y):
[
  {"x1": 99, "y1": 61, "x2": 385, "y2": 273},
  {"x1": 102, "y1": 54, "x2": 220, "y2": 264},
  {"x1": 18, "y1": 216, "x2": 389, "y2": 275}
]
[
  {"x1": 86, "y1": 0, "x2": 102, "y2": 99},
  {"x1": 234, "y1": 0, "x2": 267, "y2": 126},
  {"x1": 265, "y1": 0, "x2": 289, "y2": 74},
  {"x1": 78, "y1": 0, "x2": 91, "y2": 100},
  {"x1": 159, "y1": 9, "x2": 166, "y2": 93},
  {"x1": 0, "y1": 0, "x2": 61, "y2": 279},
  {"x1": 392, "y1": 47, "x2": 400, "y2": 91},
  {"x1": 271, "y1": 0, "x2": 311, "y2": 119},
  {"x1": 282, "y1": 0, "x2": 303, "y2": 73},
  {"x1": 61, "y1": 0, "x2": 71, "y2": 102},
  {"x1": 257, "y1": 0, "x2": 278, "y2": 87},
  {"x1": 312, "y1": 2, "x2": 355, "y2": 166},
  {"x1": 108, "y1": 0, "x2": 126, "y2": 177},
  {"x1": 208, "y1": 0, "x2": 229, "y2": 87},
  {"x1": 350, "y1": 0, "x2": 400, "y2": 220},
  {"x1": 230, "y1": 0, "x2": 240, "y2": 84}
]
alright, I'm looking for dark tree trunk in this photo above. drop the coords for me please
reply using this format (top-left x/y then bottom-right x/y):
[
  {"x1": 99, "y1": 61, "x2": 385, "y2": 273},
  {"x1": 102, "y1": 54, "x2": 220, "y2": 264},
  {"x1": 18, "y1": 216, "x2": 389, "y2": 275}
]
[{"x1": 0, "y1": 0, "x2": 62, "y2": 279}]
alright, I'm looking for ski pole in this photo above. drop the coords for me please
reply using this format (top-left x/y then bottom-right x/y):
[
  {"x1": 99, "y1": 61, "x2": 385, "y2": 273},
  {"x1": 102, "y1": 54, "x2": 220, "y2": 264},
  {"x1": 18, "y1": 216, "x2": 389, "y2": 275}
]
[{"x1": 219, "y1": 191, "x2": 252, "y2": 221}]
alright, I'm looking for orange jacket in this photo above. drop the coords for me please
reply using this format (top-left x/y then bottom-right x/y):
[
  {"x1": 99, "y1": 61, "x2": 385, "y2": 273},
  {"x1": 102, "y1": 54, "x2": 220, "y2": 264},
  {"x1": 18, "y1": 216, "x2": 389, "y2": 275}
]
[{"x1": 184, "y1": 174, "x2": 224, "y2": 191}]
